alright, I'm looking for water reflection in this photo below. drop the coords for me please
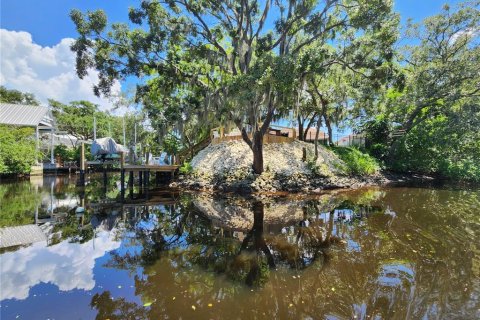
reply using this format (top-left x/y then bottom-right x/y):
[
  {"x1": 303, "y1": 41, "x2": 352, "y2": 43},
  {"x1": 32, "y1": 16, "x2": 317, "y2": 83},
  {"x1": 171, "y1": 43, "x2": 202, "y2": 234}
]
[
  {"x1": 1, "y1": 231, "x2": 121, "y2": 301},
  {"x1": 0, "y1": 176, "x2": 479, "y2": 319}
]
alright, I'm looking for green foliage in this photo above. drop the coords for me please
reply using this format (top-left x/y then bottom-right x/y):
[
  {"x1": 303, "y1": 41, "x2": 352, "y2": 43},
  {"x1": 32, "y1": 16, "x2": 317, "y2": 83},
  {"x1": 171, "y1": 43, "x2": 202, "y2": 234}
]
[
  {"x1": 358, "y1": 2, "x2": 480, "y2": 183},
  {"x1": 0, "y1": 125, "x2": 37, "y2": 174},
  {"x1": 70, "y1": 0, "x2": 398, "y2": 174},
  {"x1": 50, "y1": 99, "x2": 110, "y2": 142},
  {"x1": 54, "y1": 145, "x2": 95, "y2": 163},
  {"x1": 162, "y1": 134, "x2": 180, "y2": 155},
  {"x1": 54, "y1": 145, "x2": 76, "y2": 162},
  {"x1": 179, "y1": 161, "x2": 193, "y2": 175},
  {"x1": 390, "y1": 111, "x2": 480, "y2": 182},
  {"x1": 0, "y1": 88, "x2": 40, "y2": 174},
  {"x1": 363, "y1": 116, "x2": 393, "y2": 160},
  {"x1": 74, "y1": 145, "x2": 93, "y2": 162},
  {"x1": 333, "y1": 147, "x2": 380, "y2": 176},
  {"x1": 0, "y1": 86, "x2": 39, "y2": 105}
]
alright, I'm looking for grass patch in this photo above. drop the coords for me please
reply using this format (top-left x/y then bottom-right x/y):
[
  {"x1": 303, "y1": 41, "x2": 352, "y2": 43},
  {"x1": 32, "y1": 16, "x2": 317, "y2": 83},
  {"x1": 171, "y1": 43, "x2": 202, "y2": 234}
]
[{"x1": 332, "y1": 147, "x2": 380, "y2": 176}]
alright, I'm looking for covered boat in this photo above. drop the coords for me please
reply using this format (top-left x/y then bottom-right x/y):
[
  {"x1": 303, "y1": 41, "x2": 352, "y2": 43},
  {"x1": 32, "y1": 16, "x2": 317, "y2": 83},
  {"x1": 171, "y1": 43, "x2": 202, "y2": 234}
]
[{"x1": 91, "y1": 137, "x2": 128, "y2": 156}]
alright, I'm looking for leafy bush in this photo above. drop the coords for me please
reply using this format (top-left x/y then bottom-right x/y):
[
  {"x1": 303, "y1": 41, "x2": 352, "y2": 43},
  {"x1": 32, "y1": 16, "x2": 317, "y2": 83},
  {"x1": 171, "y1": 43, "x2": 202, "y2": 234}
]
[
  {"x1": 0, "y1": 125, "x2": 37, "y2": 174},
  {"x1": 179, "y1": 161, "x2": 193, "y2": 174},
  {"x1": 73, "y1": 144, "x2": 93, "y2": 162},
  {"x1": 333, "y1": 147, "x2": 380, "y2": 176},
  {"x1": 390, "y1": 114, "x2": 480, "y2": 183},
  {"x1": 162, "y1": 134, "x2": 180, "y2": 155},
  {"x1": 439, "y1": 158, "x2": 480, "y2": 182},
  {"x1": 54, "y1": 145, "x2": 76, "y2": 162},
  {"x1": 362, "y1": 116, "x2": 393, "y2": 161}
]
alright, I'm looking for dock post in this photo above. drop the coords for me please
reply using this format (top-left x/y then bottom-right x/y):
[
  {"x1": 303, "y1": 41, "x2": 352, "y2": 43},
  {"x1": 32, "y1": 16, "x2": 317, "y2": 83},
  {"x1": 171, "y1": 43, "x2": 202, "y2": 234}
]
[
  {"x1": 103, "y1": 167, "x2": 108, "y2": 188},
  {"x1": 145, "y1": 171, "x2": 150, "y2": 199},
  {"x1": 77, "y1": 142, "x2": 85, "y2": 187},
  {"x1": 120, "y1": 152, "x2": 125, "y2": 201},
  {"x1": 139, "y1": 171, "x2": 143, "y2": 189},
  {"x1": 144, "y1": 170, "x2": 149, "y2": 188},
  {"x1": 128, "y1": 170, "x2": 134, "y2": 199},
  {"x1": 129, "y1": 171, "x2": 134, "y2": 188}
]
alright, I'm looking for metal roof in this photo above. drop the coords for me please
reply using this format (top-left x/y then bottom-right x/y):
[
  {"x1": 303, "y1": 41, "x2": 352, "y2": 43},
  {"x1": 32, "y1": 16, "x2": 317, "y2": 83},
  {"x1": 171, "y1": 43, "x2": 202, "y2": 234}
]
[
  {"x1": 0, "y1": 224, "x2": 47, "y2": 248},
  {"x1": 0, "y1": 103, "x2": 54, "y2": 127}
]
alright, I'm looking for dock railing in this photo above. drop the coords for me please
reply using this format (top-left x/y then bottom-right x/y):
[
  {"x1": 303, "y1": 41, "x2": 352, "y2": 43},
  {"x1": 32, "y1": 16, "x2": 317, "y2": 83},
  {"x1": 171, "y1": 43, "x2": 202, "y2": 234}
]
[{"x1": 210, "y1": 125, "x2": 295, "y2": 145}]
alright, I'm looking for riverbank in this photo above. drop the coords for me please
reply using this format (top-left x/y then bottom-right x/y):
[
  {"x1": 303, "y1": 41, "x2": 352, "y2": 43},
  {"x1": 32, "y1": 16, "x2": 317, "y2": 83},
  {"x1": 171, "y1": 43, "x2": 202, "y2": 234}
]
[{"x1": 171, "y1": 140, "x2": 440, "y2": 193}]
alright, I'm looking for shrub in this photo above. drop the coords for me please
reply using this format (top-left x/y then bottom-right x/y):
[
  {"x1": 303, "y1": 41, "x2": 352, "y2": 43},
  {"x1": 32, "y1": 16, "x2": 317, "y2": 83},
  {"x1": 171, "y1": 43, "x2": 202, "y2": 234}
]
[
  {"x1": 179, "y1": 161, "x2": 193, "y2": 174},
  {"x1": 439, "y1": 158, "x2": 480, "y2": 183},
  {"x1": 333, "y1": 147, "x2": 380, "y2": 176},
  {"x1": 0, "y1": 125, "x2": 37, "y2": 174},
  {"x1": 389, "y1": 115, "x2": 480, "y2": 183},
  {"x1": 54, "y1": 145, "x2": 76, "y2": 162}
]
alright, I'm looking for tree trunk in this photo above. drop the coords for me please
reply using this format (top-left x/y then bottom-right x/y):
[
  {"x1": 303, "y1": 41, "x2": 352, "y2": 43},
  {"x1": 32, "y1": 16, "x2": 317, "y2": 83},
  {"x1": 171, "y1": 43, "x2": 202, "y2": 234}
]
[
  {"x1": 235, "y1": 97, "x2": 275, "y2": 175},
  {"x1": 252, "y1": 131, "x2": 264, "y2": 174},
  {"x1": 324, "y1": 114, "x2": 334, "y2": 146},
  {"x1": 314, "y1": 117, "x2": 322, "y2": 160},
  {"x1": 303, "y1": 112, "x2": 317, "y2": 141},
  {"x1": 297, "y1": 115, "x2": 304, "y2": 141}
]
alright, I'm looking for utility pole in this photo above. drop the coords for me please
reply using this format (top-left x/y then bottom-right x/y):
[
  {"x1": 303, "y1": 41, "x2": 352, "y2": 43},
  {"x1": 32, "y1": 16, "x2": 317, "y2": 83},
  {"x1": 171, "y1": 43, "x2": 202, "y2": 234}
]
[
  {"x1": 134, "y1": 120, "x2": 137, "y2": 157},
  {"x1": 134, "y1": 121, "x2": 137, "y2": 146},
  {"x1": 50, "y1": 127, "x2": 54, "y2": 164},
  {"x1": 35, "y1": 126, "x2": 39, "y2": 164},
  {"x1": 93, "y1": 116, "x2": 97, "y2": 140},
  {"x1": 123, "y1": 117, "x2": 126, "y2": 146}
]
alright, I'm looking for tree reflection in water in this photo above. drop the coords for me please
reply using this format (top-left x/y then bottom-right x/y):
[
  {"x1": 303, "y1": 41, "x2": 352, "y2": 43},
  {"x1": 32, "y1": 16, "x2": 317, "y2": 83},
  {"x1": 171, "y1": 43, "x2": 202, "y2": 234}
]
[
  {"x1": 90, "y1": 291, "x2": 147, "y2": 320},
  {"x1": 5, "y1": 179, "x2": 477, "y2": 319},
  {"x1": 231, "y1": 200, "x2": 275, "y2": 286},
  {"x1": 88, "y1": 195, "x2": 355, "y2": 319}
]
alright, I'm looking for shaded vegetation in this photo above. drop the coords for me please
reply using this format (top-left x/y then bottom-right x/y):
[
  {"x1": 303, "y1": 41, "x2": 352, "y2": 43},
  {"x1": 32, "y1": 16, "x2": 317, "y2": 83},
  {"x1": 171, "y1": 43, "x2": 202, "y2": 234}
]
[{"x1": 333, "y1": 147, "x2": 380, "y2": 176}]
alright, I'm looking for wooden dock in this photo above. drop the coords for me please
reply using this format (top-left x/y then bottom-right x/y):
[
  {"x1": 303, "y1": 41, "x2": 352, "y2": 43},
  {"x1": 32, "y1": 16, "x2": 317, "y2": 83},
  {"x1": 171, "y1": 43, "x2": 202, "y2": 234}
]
[{"x1": 75, "y1": 142, "x2": 180, "y2": 195}]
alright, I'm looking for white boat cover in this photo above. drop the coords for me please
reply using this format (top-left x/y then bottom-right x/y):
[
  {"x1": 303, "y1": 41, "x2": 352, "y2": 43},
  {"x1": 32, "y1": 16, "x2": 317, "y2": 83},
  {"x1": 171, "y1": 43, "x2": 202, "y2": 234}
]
[{"x1": 91, "y1": 137, "x2": 128, "y2": 156}]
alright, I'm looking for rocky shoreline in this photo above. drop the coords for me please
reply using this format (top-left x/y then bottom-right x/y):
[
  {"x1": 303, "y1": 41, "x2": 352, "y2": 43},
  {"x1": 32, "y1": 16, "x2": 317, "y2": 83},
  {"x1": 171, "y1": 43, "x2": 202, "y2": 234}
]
[
  {"x1": 172, "y1": 170, "x2": 439, "y2": 193},
  {"x1": 171, "y1": 140, "x2": 438, "y2": 193}
]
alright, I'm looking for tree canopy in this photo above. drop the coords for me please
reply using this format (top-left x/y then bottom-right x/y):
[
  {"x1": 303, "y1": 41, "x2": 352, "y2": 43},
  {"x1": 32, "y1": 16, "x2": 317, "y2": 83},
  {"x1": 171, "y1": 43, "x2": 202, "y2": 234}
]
[
  {"x1": 70, "y1": 0, "x2": 399, "y2": 173},
  {"x1": 0, "y1": 86, "x2": 39, "y2": 105}
]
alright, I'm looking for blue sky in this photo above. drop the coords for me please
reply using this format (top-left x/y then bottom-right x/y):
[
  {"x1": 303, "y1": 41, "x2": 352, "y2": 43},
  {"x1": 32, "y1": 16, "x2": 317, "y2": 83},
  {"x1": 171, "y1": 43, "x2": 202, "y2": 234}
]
[
  {"x1": 1, "y1": 0, "x2": 463, "y2": 47},
  {"x1": 0, "y1": 0, "x2": 464, "y2": 122}
]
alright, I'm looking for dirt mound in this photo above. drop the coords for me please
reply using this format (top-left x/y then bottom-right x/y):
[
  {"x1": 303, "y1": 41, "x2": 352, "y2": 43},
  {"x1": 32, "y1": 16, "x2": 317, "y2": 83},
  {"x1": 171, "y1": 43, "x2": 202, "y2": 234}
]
[
  {"x1": 173, "y1": 140, "x2": 380, "y2": 192},
  {"x1": 190, "y1": 140, "x2": 344, "y2": 177}
]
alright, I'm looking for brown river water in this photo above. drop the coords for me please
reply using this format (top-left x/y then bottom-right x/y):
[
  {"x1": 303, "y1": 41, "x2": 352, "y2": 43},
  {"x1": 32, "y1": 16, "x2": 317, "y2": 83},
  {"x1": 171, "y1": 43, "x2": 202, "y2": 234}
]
[{"x1": 0, "y1": 174, "x2": 479, "y2": 319}]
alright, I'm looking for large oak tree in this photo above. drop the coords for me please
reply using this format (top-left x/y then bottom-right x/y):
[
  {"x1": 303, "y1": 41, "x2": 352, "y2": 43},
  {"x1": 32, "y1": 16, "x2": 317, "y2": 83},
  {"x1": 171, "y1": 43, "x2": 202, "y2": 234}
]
[{"x1": 70, "y1": 0, "x2": 398, "y2": 173}]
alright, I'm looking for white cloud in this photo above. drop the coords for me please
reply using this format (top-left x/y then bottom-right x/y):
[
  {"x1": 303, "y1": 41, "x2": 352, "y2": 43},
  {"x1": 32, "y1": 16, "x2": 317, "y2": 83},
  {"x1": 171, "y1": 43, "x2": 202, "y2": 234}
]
[
  {"x1": 449, "y1": 27, "x2": 479, "y2": 44},
  {"x1": 0, "y1": 29, "x2": 122, "y2": 112},
  {"x1": 0, "y1": 230, "x2": 121, "y2": 300}
]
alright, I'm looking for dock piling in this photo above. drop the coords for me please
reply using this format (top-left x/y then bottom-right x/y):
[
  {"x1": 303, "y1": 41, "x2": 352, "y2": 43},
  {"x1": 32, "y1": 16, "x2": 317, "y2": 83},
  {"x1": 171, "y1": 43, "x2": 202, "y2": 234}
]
[
  {"x1": 77, "y1": 142, "x2": 86, "y2": 187},
  {"x1": 120, "y1": 152, "x2": 125, "y2": 201}
]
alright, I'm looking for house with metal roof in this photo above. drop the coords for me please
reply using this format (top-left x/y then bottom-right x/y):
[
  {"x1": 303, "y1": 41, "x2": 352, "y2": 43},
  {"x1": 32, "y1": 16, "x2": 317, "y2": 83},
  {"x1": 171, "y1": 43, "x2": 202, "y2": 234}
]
[
  {"x1": 0, "y1": 103, "x2": 55, "y2": 127},
  {"x1": 0, "y1": 103, "x2": 57, "y2": 166}
]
